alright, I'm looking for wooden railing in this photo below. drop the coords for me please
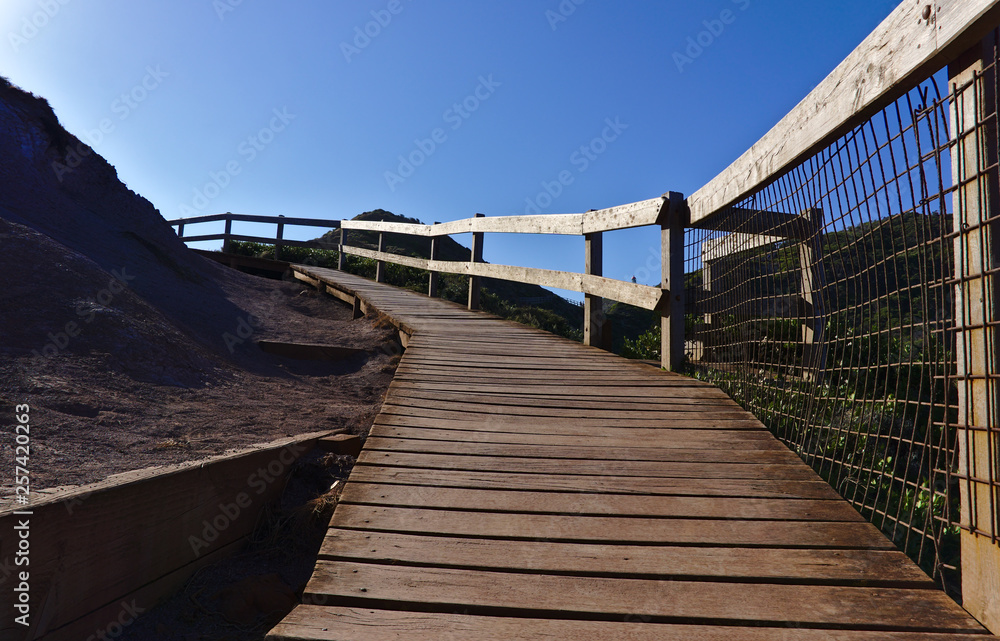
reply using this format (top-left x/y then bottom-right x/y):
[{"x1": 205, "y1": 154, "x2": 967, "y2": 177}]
[
  {"x1": 168, "y1": 212, "x2": 341, "y2": 259},
  {"x1": 169, "y1": 196, "x2": 689, "y2": 369}
]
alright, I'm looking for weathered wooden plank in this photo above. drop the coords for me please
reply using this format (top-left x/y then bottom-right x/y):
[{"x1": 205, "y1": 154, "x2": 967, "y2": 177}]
[
  {"x1": 386, "y1": 387, "x2": 742, "y2": 413},
  {"x1": 368, "y1": 425, "x2": 796, "y2": 456},
  {"x1": 340, "y1": 244, "x2": 429, "y2": 270},
  {"x1": 357, "y1": 450, "x2": 820, "y2": 480},
  {"x1": 688, "y1": 0, "x2": 1000, "y2": 224},
  {"x1": 338, "y1": 482, "x2": 861, "y2": 521},
  {"x1": 373, "y1": 412, "x2": 765, "y2": 433},
  {"x1": 378, "y1": 406, "x2": 765, "y2": 429},
  {"x1": 340, "y1": 199, "x2": 666, "y2": 238},
  {"x1": 950, "y1": 35, "x2": 1000, "y2": 636},
  {"x1": 330, "y1": 505, "x2": 899, "y2": 549},
  {"x1": 390, "y1": 373, "x2": 727, "y2": 393},
  {"x1": 388, "y1": 380, "x2": 735, "y2": 401},
  {"x1": 303, "y1": 562, "x2": 981, "y2": 631},
  {"x1": 319, "y1": 530, "x2": 933, "y2": 585},
  {"x1": 269, "y1": 606, "x2": 986, "y2": 641},
  {"x1": 381, "y1": 396, "x2": 751, "y2": 420},
  {"x1": 364, "y1": 433, "x2": 794, "y2": 457},
  {"x1": 349, "y1": 465, "x2": 839, "y2": 499},
  {"x1": 701, "y1": 232, "x2": 784, "y2": 263},
  {"x1": 581, "y1": 197, "x2": 667, "y2": 234},
  {"x1": 340, "y1": 219, "x2": 433, "y2": 236},
  {"x1": 691, "y1": 207, "x2": 817, "y2": 238}
]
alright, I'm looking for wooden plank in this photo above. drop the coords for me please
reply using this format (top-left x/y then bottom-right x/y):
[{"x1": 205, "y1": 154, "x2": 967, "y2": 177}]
[
  {"x1": 389, "y1": 374, "x2": 729, "y2": 393},
  {"x1": 701, "y1": 232, "x2": 784, "y2": 263},
  {"x1": 269, "y1": 606, "x2": 987, "y2": 641},
  {"x1": 373, "y1": 412, "x2": 765, "y2": 433},
  {"x1": 357, "y1": 450, "x2": 817, "y2": 479},
  {"x1": 330, "y1": 505, "x2": 899, "y2": 549},
  {"x1": 302, "y1": 561, "x2": 982, "y2": 631},
  {"x1": 348, "y1": 465, "x2": 840, "y2": 499},
  {"x1": 319, "y1": 529, "x2": 933, "y2": 586},
  {"x1": 377, "y1": 406, "x2": 765, "y2": 429},
  {"x1": 388, "y1": 381, "x2": 735, "y2": 402},
  {"x1": 340, "y1": 199, "x2": 666, "y2": 238},
  {"x1": 392, "y1": 363, "x2": 705, "y2": 381},
  {"x1": 337, "y1": 482, "x2": 862, "y2": 521},
  {"x1": 951, "y1": 35, "x2": 1000, "y2": 635},
  {"x1": 581, "y1": 197, "x2": 667, "y2": 234},
  {"x1": 381, "y1": 396, "x2": 751, "y2": 420},
  {"x1": 332, "y1": 252, "x2": 665, "y2": 310},
  {"x1": 366, "y1": 429, "x2": 794, "y2": 453},
  {"x1": 369, "y1": 424, "x2": 797, "y2": 457},
  {"x1": 457, "y1": 212, "x2": 584, "y2": 235},
  {"x1": 691, "y1": 206, "x2": 817, "y2": 238},
  {"x1": 688, "y1": 0, "x2": 1000, "y2": 224},
  {"x1": 340, "y1": 219, "x2": 433, "y2": 236},
  {"x1": 341, "y1": 244, "x2": 429, "y2": 270}
]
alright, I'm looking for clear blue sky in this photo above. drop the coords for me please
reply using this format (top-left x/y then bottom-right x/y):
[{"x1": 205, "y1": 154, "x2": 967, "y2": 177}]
[{"x1": 0, "y1": 0, "x2": 898, "y2": 297}]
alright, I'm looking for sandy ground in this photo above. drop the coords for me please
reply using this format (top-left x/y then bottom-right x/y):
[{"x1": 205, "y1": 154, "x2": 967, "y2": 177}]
[{"x1": 0, "y1": 275, "x2": 401, "y2": 499}]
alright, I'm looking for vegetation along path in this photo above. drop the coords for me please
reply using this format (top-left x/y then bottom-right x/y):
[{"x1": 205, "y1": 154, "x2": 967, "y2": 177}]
[{"x1": 267, "y1": 266, "x2": 993, "y2": 640}]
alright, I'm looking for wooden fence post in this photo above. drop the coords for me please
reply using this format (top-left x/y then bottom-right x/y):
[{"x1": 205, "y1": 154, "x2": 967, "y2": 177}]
[
  {"x1": 275, "y1": 215, "x2": 285, "y2": 261},
  {"x1": 338, "y1": 228, "x2": 346, "y2": 270},
  {"x1": 798, "y1": 208, "x2": 826, "y2": 382},
  {"x1": 468, "y1": 214, "x2": 484, "y2": 310},
  {"x1": 222, "y1": 214, "x2": 233, "y2": 254},
  {"x1": 376, "y1": 231, "x2": 386, "y2": 283},
  {"x1": 584, "y1": 231, "x2": 605, "y2": 348},
  {"x1": 176, "y1": 222, "x2": 185, "y2": 239},
  {"x1": 429, "y1": 222, "x2": 441, "y2": 298},
  {"x1": 951, "y1": 34, "x2": 1000, "y2": 635},
  {"x1": 661, "y1": 192, "x2": 687, "y2": 371}
]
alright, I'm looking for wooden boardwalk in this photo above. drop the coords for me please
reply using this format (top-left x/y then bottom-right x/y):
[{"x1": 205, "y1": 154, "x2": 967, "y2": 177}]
[{"x1": 268, "y1": 267, "x2": 993, "y2": 640}]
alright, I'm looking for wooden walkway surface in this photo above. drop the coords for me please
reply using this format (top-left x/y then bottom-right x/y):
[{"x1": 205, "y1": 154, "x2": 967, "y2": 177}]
[{"x1": 268, "y1": 266, "x2": 993, "y2": 640}]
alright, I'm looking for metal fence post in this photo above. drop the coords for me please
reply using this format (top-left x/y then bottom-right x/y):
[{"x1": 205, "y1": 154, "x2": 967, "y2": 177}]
[
  {"x1": 661, "y1": 192, "x2": 687, "y2": 371},
  {"x1": 584, "y1": 231, "x2": 605, "y2": 348},
  {"x1": 951, "y1": 34, "x2": 1000, "y2": 634},
  {"x1": 468, "y1": 214, "x2": 484, "y2": 310}
]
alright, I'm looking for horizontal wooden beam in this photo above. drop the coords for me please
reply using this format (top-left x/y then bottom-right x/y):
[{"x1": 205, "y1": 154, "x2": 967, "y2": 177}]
[
  {"x1": 691, "y1": 207, "x2": 816, "y2": 239},
  {"x1": 225, "y1": 234, "x2": 337, "y2": 249},
  {"x1": 341, "y1": 245, "x2": 430, "y2": 270},
  {"x1": 702, "y1": 233, "x2": 784, "y2": 264},
  {"x1": 341, "y1": 220, "x2": 435, "y2": 236},
  {"x1": 688, "y1": 0, "x2": 1000, "y2": 225},
  {"x1": 581, "y1": 197, "x2": 668, "y2": 234},
  {"x1": 167, "y1": 213, "x2": 230, "y2": 225},
  {"x1": 340, "y1": 197, "x2": 668, "y2": 238},
  {"x1": 339, "y1": 245, "x2": 664, "y2": 311},
  {"x1": 168, "y1": 213, "x2": 342, "y2": 228}
]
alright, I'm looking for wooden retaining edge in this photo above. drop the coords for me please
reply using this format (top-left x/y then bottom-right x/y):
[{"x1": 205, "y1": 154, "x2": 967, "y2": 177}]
[
  {"x1": 291, "y1": 266, "x2": 418, "y2": 344},
  {"x1": 0, "y1": 430, "x2": 332, "y2": 641}
]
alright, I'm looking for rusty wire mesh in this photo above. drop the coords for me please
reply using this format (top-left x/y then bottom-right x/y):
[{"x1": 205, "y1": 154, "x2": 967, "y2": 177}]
[{"x1": 680, "y1": 44, "x2": 1000, "y2": 596}]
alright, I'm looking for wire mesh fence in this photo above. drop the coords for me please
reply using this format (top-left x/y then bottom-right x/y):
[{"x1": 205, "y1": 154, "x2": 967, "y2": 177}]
[{"x1": 682, "y1": 37, "x2": 1000, "y2": 597}]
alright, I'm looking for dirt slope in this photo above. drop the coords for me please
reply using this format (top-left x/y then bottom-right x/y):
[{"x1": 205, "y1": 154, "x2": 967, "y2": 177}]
[{"x1": 0, "y1": 78, "x2": 397, "y2": 494}]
